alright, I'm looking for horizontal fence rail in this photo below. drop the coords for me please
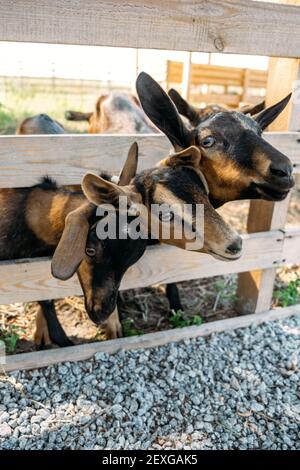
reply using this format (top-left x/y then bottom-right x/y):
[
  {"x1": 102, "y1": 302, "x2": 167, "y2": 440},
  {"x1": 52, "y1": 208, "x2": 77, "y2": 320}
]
[
  {"x1": 0, "y1": 228, "x2": 299, "y2": 305},
  {"x1": 4, "y1": 304, "x2": 300, "y2": 372},
  {"x1": 0, "y1": 132, "x2": 299, "y2": 188},
  {"x1": 1, "y1": 1, "x2": 300, "y2": 57}
]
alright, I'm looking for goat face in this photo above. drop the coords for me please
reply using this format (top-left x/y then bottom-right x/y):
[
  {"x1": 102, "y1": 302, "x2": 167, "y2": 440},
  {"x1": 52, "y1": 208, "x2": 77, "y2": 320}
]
[
  {"x1": 52, "y1": 203, "x2": 147, "y2": 326},
  {"x1": 51, "y1": 142, "x2": 147, "y2": 325},
  {"x1": 132, "y1": 146, "x2": 242, "y2": 260},
  {"x1": 76, "y1": 218, "x2": 147, "y2": 324},
  {"x1": 136, "y1": 72, "x2": 294, "y2": 208}
]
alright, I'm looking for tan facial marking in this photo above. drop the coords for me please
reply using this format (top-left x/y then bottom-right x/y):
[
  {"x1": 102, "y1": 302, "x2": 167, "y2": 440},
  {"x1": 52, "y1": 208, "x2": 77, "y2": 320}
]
[
  {"x1": 77, "y1": 259, "x2": 94, "y2": 307},
  {"x1": 252, "y1": 151, "x2": 271, "y2": 176},
  {"x1": 198, "y1": 128, "x2": 214, "y2": 139},
  {"x1": 150, "y1": 183, "x2": 204, "y2": 249}
]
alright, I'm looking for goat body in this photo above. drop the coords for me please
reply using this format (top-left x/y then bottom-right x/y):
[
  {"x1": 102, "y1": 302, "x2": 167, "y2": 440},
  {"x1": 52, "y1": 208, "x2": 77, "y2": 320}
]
[{"x1": 0, "y1": 179, "x2": 83, "y2": 261}]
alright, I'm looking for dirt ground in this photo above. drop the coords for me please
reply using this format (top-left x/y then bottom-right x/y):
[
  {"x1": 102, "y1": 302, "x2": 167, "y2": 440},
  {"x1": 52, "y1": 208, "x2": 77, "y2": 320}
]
[{"x1": 1, "y1": 176, "x2": 299, "y2": 355}]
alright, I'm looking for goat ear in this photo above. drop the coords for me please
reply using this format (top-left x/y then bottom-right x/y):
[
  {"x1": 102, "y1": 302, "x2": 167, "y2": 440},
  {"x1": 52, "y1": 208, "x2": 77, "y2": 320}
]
[
  {"x1": 136, "y1": 72, "x2": 193, "y2": 150},
  {"x1": 253, "y1": 93, "x2": 291, "y2": 130},
  {"x1": 162, "y1": 145, "x2": 202, "y2": 169},
  {"x1": 239, "y1": 100, "x2": 265, "y2": 116},
  {"x1": 118, "y1": 142, "x2": 138, "y2": 186},
  {"x1": 168, "y1": 89, "x2": 200, "y2": 126},
  {"x1": 81, "y1": 173, "x2": 128, "y2": 207},
  {"x1": 51, "y1": 203, "x2": 93, "y2": 280}
]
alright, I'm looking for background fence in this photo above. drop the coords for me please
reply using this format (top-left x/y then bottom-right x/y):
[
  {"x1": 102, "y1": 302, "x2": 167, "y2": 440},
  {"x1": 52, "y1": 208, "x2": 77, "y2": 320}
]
[{"x1": 166, "y1": 61, "x2": 267, "y2": 106}]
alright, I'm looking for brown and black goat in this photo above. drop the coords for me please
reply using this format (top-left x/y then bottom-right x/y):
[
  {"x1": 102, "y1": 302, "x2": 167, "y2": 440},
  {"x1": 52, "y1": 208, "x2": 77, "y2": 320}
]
[
  {"x1": 0, "y1": 143, "x2": 144, "y2": 347},
  {"x1": 65, "y1": 92, "x2": 186, "y2": 314},
  {"x1": 137, "y1": 73, "x2": 294, "y2": 206},
  {"x1": 0, "y1": 141, "x2": 243, "y2": 348},
  {"x1": 136, "y1": 72, "x2": 294, "y2": 311},
  {"x1": 53, "y1": 142, "x2": 243, "y2": 332},
  {"x1": 65, "y1": 92, "x2": 157, "y2": 134}
]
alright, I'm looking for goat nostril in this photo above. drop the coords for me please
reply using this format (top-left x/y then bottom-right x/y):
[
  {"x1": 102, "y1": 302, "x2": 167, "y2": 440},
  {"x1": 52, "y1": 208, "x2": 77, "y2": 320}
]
[
  {"x1": 269, "y1": 164, "x2": 291, "y2": 179},
  {"x1": 226, "y1": 237, "x2": 242, "y2": 255}
]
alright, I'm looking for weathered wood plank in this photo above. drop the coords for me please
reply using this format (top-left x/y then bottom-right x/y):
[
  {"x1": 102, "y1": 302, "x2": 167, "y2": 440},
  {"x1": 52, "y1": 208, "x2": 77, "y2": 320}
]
[
  {"x1": 2, "y1": 303, "x2": 300, "y2": 372},
  {"x1": 0, "y1": 132, "x2": 299, "y2": 189},
  {"x1": 0, "y1": 230, "x2": 285, "y2": 305},
  {"x1": 282, "y1": 226, "x2": 300, "y2": 264},
  {"x1": 0, "y1": 134, "x2": 170, "y2": 188},
  {"x1": 237, "y1": 51, "x2": 300, "y2": 315},
  {"x1": 1, "y1": 1, "x2": 300, "y2": 57}
]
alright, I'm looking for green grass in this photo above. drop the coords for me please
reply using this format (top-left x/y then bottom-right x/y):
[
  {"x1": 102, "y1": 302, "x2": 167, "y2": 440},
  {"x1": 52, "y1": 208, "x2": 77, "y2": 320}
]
[
  {"x1": 122, "y1": 318, "x2": 142, "y2": 337},
  {"x1": 274, "y1": 276, "x2": 300, "y2": 307},
  {"x1": 212, "y1": 278, "x2": 238, "y2": 304},
  {"x1": 0, "y1": 324, "x2": 23, "y2": 354},
  {"x1": 170, "y1": 309, "x2": 203, "y2": 328},
  {"x1": 0, "y1": 85, "x2": 96, "y2": 134},
  {"x1": 0, "y1": 104, "x2": 22, "y2": 134}
]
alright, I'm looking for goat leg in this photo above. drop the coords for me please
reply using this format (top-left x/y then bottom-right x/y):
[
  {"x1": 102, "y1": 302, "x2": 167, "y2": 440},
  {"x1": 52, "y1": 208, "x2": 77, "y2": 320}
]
[
  {"x1": 34, "y1": 306, "x2": 52, "y2": 350},
  {"x1": 103, "y1": 307, "x2": 123, "y2": 339},
  {"x1": 37, "y1": 300, "x2": 73, "y2": 348},
  {"x1": 166, "y1": 283, "x2": 184, "y2": 312}
]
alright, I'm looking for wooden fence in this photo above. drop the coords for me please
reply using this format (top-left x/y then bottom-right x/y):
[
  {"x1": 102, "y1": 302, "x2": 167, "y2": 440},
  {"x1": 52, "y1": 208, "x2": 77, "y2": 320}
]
[
  {"x1": 0, "y1": 0, "x2": 300, "y2": 369},
  {"x1": 166, "y1": 61, "x2": 268, "y2": 106}
]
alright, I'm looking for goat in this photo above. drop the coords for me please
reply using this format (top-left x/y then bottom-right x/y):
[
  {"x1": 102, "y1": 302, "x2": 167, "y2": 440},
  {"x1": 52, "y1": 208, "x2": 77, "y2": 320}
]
[
  {"x1": 137, "y1": 73, "x2": 294, "y2": 205},
  {"x1": 167, "y1": 94, "x2": 265, "y2": 128},
  {"x1": 16, "y1": 114, "x2": 65, "y2": 135},
  {"x1": 0, "y1": 143, "x2": 144, "y2": 347},
  {"x1": 14, "y1": 113, "x2": 146, "y2": 345},
  {"x1": 65, "y1": 92, "x2": 157, "y2": 134},
  {"x1": 65, "y1": 92, "x2": 185, "y2": 315},
  {"x1": 0, "y1": 141, "x2": 243, "y2": 348},
  {"x1": 54, "y1": 143, "x2": 242, "y2": 340},
  {"x1": 136, "y1": 72, "x2": 294, "y2": 311}
]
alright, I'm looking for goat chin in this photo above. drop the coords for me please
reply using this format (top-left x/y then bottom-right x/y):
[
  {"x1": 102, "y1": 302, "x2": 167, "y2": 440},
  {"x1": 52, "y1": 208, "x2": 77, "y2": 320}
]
[{"x1": 207, "y1": 249, "x2": 242, "y2": 261}]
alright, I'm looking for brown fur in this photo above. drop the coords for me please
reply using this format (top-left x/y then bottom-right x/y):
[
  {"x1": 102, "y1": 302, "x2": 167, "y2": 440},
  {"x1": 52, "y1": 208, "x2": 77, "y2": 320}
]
[
  {"x1": 26, "y1": 189, "x2": 83, "y2": 246},
  {"x1": 34, "y1": 308, "x2": 51, "y2": 348}
]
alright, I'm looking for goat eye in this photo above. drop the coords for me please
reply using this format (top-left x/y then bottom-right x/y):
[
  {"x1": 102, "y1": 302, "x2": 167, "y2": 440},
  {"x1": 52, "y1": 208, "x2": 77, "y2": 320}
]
[
  {"x1": 159, "y1": 212, "x2": 174, "y2": 222},
  {"x1": 201, "y1": 136, "x2": 215, "y2": 148},
  {"x1": 86, "y1": 247, "x2": 96, "y2": 257}
]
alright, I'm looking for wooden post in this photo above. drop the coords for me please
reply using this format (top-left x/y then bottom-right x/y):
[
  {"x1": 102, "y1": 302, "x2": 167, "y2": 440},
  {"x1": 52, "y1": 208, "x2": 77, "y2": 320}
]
[
  {"x1": 236, "y1": 55, "x2": 300, "y2": 314},
  {"x1": 242, "y1": 69, "x2": 250, "y2": 103},
  {"x1": 181, "y1": 51, "x2": 192, "y2": 100}
]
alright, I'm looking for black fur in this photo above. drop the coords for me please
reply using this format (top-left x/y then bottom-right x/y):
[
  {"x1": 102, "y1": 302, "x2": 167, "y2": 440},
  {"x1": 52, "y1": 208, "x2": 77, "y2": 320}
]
[{"x1": 39, "y1": 301, "x2": 73, "y2": 348}]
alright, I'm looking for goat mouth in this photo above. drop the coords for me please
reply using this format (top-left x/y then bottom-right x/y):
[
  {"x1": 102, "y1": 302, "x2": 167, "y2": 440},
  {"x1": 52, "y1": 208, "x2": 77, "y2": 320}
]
[
  {"x1": 255, "y1": 184, "x2": 290, "y2": 201},
  {"x1": 88, "y1": 312, "x2": 110, "y2": 325},
  {"x1": 207, "y1": 250, "x2": 242, "y2": 261},
  {"x1": 85, "y1": 306, "x2": 113, "y2": 325}
]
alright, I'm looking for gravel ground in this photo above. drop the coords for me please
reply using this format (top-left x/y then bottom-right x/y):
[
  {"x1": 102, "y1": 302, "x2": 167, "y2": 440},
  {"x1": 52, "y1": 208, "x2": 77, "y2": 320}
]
[{"x1": 0, "y1": 314, "x2": 299, "y2": 450}]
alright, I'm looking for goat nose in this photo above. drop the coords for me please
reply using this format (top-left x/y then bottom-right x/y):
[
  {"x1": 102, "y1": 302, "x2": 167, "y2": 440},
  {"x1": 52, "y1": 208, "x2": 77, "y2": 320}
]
[
  {"x1": 269, "y1": 161, "x2": 292, "y2": 179},
  {"x1": 226, "y1": 237, "x2": 242, "y2": 256}
]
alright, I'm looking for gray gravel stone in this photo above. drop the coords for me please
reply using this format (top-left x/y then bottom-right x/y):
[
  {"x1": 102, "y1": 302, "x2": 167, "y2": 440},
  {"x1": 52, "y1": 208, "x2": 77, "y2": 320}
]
[
  {"x1": 0, "y1": 423, "x2": 12, "y2": 438},
  {"x1": 0, "y1": 314, "x2": 300, "y2": 450}
]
